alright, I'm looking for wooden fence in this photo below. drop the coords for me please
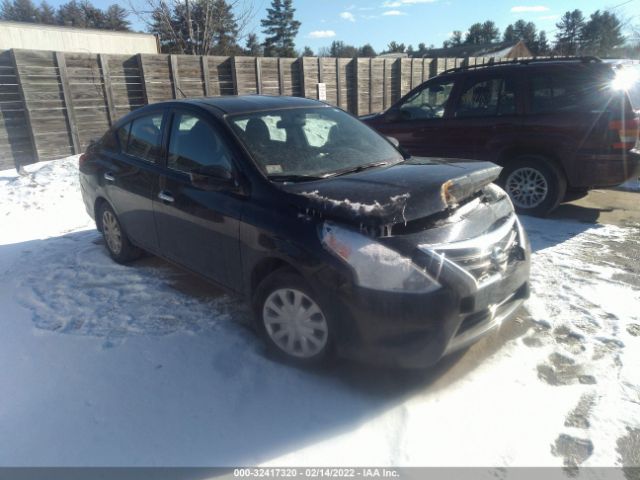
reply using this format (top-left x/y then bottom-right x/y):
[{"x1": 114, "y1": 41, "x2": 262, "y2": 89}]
[{"x1": 0, "y1": 49, "x2": 503, "y2": 170}]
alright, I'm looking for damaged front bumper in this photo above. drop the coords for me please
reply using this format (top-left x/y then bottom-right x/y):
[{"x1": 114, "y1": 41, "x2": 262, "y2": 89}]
[{"x1": 326, "y1": 214, "x2": 531, "y2": 369}]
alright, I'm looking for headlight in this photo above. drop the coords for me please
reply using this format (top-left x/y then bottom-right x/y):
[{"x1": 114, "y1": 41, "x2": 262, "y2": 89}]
[{"x1": 321, "y1": 222, "x2": 439, "y2": 293}]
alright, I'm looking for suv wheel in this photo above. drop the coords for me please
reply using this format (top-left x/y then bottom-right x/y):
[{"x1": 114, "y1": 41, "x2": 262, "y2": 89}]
[
  {"x1": 254, "y1": 269, "x2": 333, "y2": 365},
  {"x1": 500, "y1": 155, "x2": 567, "y2": 217},
  {"x1": 98, "y1": 202, "x2": 142, "y2": 263}
]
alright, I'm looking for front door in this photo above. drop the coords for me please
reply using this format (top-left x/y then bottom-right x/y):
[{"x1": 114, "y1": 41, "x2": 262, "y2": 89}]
[
  {"x1": 373, "y1": 78, "x2": 458, "y2": 158},
  {"x1": 153, "y1": 109, "x2": 243, "y2": 291}
]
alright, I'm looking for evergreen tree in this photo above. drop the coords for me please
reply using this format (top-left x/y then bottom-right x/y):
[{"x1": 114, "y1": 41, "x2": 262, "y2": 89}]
[
  {"x1": 358, "y1": 43, "x2": 376, "y2": 57},
  {"x1": 210, "y1": 0, "x2": 238, "y2": 55},
  {"x1": 261, "y1": 0, "x2": 301, "y2": 57},
  {"x1": 245, "y1": 33, "x2": 262, "y2": 56},
  {"x1": 503, "y1": 19, "x2": 536, "y2": 45},
  {"x1": 56, "y1": 0, "x2": 87, "y2": 27},
  {"x1": 36, "y1": 0, "x2": 55, "y2": 23},
  {"x1": 301, "y1": 45, "x2": 313, "y2": 56},
  {"x1": 580, "y1": 10, "x2": 625, "y2": 57},
  {"x1": 534, "y1": 30, "x2": 550, "y2": 55},
  {"x1": 385, "y1": 41, "x2": 405, "y2": 53},
  {"x1": 80, "y1": 0, "x2": 105, "y2": 28},
  {"x1": 329, "y1": 40, "x2": 357, "y2": 57},
  {"x1": 0, "y1": 0, "x2": 38, "y2": 22},
  {"x1": 103, "y1": 4, "x2": 129, "y2": 30},
  {"x1": 555, "y1": 9, "x2": 585, "y2": 55}
]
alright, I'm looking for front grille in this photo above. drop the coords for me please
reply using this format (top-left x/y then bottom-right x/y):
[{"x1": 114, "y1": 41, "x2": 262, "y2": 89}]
[{"x1": 428, "y1": 216, "x2": 521, "y2": 284}]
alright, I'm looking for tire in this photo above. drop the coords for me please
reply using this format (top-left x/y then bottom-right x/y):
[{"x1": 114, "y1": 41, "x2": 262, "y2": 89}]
[
  {"x1": 253, "y1": 269, "x2": 334, "y2": 366},
  {"x1": 499, "y1": 155, "x2": 567, "y2": 217},
  {"x1": 98, "y1": 202, "x2": 142, "y2": 264},
  {"x1": 563, "y1": 188, "x2": 589, "y2": 203}
]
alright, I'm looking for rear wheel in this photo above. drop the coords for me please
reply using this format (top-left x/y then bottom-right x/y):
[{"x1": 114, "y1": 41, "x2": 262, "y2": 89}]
[
  {"x1": 254, "y1": 269, "x2": 333, "y2": 365},
  {"x1": 98, "y1": 202, "x2": 142, "y2": 263},
  {"x1": 500, "y1": 155, "x2": 566, "y2": 217},
  {"x1": 563, "y1": 188, "x2": 589, "y2": 203}
]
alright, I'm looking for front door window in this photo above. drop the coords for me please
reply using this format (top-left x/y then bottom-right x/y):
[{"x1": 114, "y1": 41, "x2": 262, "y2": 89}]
[{"x1": 398, "y1": 81, "x2": 455, "y2": 120}]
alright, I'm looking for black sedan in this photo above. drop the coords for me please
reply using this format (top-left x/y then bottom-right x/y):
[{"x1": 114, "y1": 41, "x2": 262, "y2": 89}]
[{"x1": 79, "y1": 95, "x2": 530, "y2": 368}]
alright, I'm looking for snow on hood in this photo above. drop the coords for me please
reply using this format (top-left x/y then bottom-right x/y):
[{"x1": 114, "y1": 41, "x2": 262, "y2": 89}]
[{"x1": 282, "y1": 158, "x2": 502, "y2": 227}]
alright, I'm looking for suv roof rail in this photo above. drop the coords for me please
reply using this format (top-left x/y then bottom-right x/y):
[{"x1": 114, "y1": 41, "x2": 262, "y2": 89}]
[{"x1": 440, "y1": 56, "x2": 603, "y2": 75}]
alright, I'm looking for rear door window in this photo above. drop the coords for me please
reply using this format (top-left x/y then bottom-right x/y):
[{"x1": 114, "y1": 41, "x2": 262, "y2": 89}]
[
  {"x1": 125, "y1": 113, "x2": 164, "y2": 163},
  {"x1": 454, "y1": 77, "x2": 517, "y2": 118}
]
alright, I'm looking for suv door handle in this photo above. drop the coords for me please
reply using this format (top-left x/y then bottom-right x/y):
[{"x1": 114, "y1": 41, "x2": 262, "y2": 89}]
[
  {"x1": 158, "y1": 191, "x2": 175, "y2": 203},
  {"x1": 104, "y1": 172, "x2": 115, "y2": 182}
]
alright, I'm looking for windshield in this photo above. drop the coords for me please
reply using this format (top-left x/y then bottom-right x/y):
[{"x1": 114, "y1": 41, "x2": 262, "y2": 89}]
[{"x1": 227, "y1": 107, "x2": 403, "y2": 180}]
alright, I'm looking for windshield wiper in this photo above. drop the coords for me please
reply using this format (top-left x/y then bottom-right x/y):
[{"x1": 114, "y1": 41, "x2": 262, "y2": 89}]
[
  {"x1": 322, "y1": 160, "x2": 396, "y2": 178},
  {"x1": 268, "y1": 174, "x2": 324, "y2": 182}
]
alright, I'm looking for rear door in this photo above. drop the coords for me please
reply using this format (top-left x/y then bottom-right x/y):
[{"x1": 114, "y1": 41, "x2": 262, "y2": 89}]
[
  {"x1": 100, "y1": 110, "x2": 166, "y2": 252},
  {"x1": 446, "y1": 72, "x2": 523, "y2": 162},
  {"x1": 373, "y1": 77, "x2": 458, "y2": 157},
  {"x1": 153, "y1": 108, "x2": 244, "y2": 291}
]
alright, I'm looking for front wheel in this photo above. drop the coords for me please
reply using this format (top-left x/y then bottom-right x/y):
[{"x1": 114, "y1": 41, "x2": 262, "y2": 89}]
[
  {"x1": 499, "y1": 156, "x2": 567, "y2": 217},
  {"x1": 254, "y1": 270, "x2": 333, "y2": 365}
]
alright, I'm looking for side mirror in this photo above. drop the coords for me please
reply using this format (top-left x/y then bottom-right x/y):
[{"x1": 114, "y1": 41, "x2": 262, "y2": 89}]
[
  {"x1": 189, "y1": 165, "x2": 236, "y2": 191},
  {"x1": 386, "y1": 136, "x2": 400, "y2": 148},
  {"x1": 384, "y1": 108, "x2": 402, "y2": 122}
]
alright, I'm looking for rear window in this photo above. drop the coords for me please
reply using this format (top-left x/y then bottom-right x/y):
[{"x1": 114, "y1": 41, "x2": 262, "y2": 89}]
[
  {"x1": 125, "y1": 113, "x2": 163, "y2": 163},
  {"x1": 529, "y1": 72, "x2": 617, "y2": 114}
]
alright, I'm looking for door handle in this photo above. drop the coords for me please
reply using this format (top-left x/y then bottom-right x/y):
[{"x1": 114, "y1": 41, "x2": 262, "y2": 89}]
[
  {"x1": 158, "y1": 191, "x2": 175, "y2": 203},
  {"x1": 104, "y1": 172, "x2": 115, "y2": 182}
]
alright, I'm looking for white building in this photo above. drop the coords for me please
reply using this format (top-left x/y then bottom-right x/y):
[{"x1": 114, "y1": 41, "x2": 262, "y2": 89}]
[{"x1": 0, "y1": 20, "x2": 158, "y2": 55}]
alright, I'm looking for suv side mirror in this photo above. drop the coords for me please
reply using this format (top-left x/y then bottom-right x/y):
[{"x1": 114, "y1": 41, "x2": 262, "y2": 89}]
[
  {"x1": 386, "y1": 136, "x2": 400, "y2": 148},
  {"x1": 189, "y1": 165, "x2": 236, "y2": 191},
  {"x1": 384, "y1": 108, "x2": 402, "y2": 122}
]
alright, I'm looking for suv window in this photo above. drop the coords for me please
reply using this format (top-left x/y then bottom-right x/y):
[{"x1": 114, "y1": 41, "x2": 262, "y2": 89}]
[
  {"x1": 126, "y1": 113, "x2": 163, "y2": 162},
  {"x1": 168, "y1": 112, "x2": 233, "y2": 173},
  {"x1": 399, "y1": 80, "x2": 455, "y2": 120},
  {"x1": 530, "y1": 74, "x2": 611, "y2": 113},
  {"x1": 455, "y1": 77, "x2": 516, "y2": 118}
]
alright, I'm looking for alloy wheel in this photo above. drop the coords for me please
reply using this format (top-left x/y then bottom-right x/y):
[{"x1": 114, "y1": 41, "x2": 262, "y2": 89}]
[
  {"x1": 102, "y1": 210, "x2": 122, "y2": 255},
  {"x1": 262, "y1": 288, "x2": 329, "y2": 358},
  {"x1": 505, "y1": 167, "x2": 549, "y2": 209}
]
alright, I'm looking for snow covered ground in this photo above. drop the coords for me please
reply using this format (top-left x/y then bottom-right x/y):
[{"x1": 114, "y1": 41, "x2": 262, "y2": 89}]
[{"x1": 0, "y1": 157, "x2": 639, "y2": 468}]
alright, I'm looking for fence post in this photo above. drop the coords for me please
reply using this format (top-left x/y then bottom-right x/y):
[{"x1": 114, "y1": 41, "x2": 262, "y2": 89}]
[
  {"x1": 201, "y1": 56, "x2": 210, "y2": 96},
  {"x1": 368, "y1": 57, "x2": 373, "y2": 114},
  {"x1": 317, "y1": 57, "x2": 324, "y2": 84},
  {"x1": 382, "y1": 58, "x2": 388, "y2": 110},
  {"x1": 98, "y1": 54, "x2": 115, "y2": 125},
  {"x1": 278, "y1": 57, "x2": 285, "y2": 95},
  {"x1": 353, "y1": 57, "x2": 359, "y2": 116},
  {"x1": 299, "y1": 57, "x2": 306, "y2": 98},
  {"x1": 137, "y1": 54, "x2": 148, "y2": 105},
  {"x1": 255, "y1": 57, "x2": 262, "y2": 94},
  {"x1": 335, "y1": 58, "x2": 341, "y2": 108},
  {"x1": 9, "y1": 49, "x2": 38, "y2": 168},
  {"x1": 55, "y1": 52, "x2": 80, "y2": 154},
  {"x1": 231, "y1": 56, "x2": 238, "y2": 95},
  {"x1": 169, "y1": 54, "x2": 181, "y2": 98}
]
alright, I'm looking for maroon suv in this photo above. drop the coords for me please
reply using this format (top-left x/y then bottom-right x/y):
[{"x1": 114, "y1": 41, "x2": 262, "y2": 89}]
[{"x1": 362, "y1": 58, "x2": 640, "y2": 216}]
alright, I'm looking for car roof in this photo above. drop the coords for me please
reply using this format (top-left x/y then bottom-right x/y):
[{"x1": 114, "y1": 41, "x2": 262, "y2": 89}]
[
  {"x1": 442, "y1": 59, "x2": 613, "y2": 78},
  {"x1": 185, "y1": 95, "x2": 327, "y2": 115}
]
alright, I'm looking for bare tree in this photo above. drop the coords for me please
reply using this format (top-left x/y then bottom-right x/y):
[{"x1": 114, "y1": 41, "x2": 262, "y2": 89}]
[{"x1": 128, "y1": 0, "x2": 256, "y2": 55}]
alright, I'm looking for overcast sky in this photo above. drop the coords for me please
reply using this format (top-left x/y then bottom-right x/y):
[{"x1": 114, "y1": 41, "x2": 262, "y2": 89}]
[{"x1": 48, "y1": 0, "x2": 640, "y2": 51}]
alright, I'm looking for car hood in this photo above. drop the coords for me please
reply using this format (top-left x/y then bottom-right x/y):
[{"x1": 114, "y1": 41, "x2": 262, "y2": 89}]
[{"x1": 281, "y1": 157, "x2": 502, "y2": 227}]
